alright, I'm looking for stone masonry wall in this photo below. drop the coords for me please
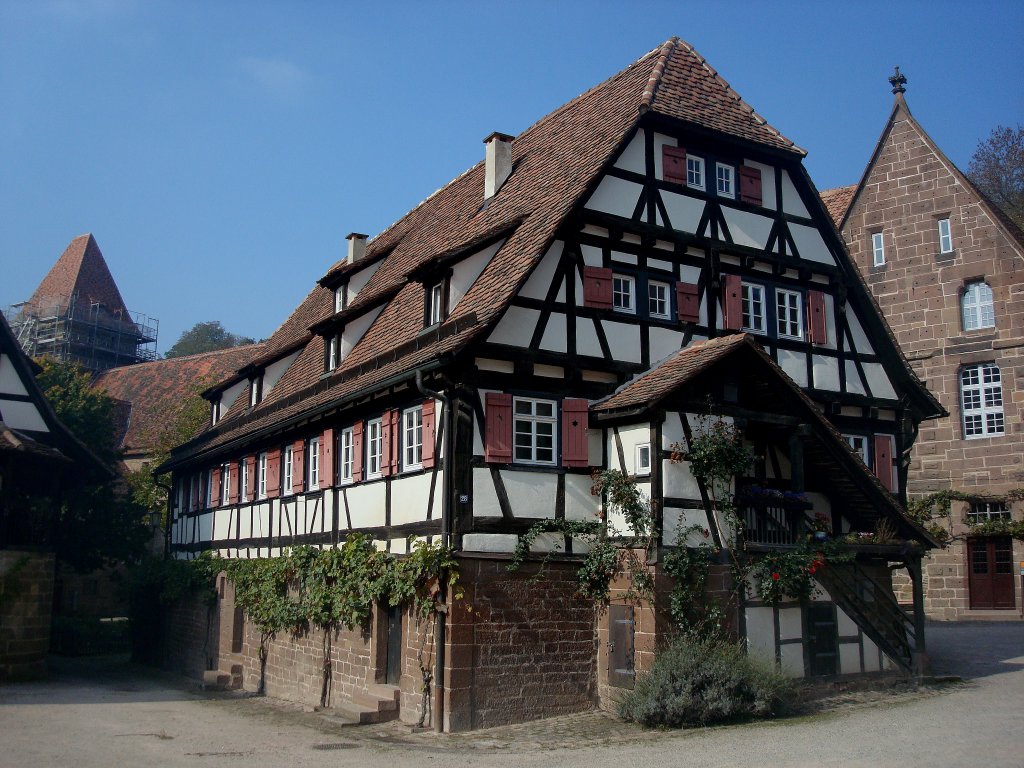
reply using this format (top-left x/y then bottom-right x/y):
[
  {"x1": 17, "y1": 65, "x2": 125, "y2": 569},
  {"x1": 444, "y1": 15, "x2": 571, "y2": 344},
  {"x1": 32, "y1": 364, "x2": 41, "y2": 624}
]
[{"x1": 0, "y1": 550, "x2": 55, "y2": 680}]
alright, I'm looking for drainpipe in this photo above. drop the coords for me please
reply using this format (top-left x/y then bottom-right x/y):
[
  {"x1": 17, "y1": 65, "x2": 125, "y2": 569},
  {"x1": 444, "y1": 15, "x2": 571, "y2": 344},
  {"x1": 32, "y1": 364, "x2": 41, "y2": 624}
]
[
  {"x1": 415, "y1": 369, "x2": 452, "y2": 733},
  {"x1": 157, "y1": 479, "x2": 173, "y2": 558}
]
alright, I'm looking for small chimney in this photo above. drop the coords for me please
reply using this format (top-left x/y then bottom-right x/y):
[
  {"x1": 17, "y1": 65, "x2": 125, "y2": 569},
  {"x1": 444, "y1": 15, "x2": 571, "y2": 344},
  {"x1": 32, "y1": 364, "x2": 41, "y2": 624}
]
[
  {"x1": 346, "y1": 232, "x2": 367, "y2": 264},
  {"x1": 483, "y1": 132, "x2": 514, "y2": 200}
]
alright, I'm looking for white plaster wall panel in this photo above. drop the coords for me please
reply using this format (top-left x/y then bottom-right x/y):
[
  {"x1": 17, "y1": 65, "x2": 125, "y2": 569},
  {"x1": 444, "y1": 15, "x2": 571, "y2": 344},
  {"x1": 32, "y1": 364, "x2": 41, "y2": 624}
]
[
  {"x1": 679, "y1": 264, "x2": 701, "y2": 284},
  {"x1": 580, "y1": 244, "x2": 602, "y2": 268},
  {"x1": 449, "y1": 239, "x2": 505, "y2": 311},
  {"x1": 341, "y1": 306, "x2": 384, "y2": 359},
  {"x1": 576, "y1": 318, "x2": 604, "y2": 359},
  {"x1": 662, "y1": 508, "x2": 711, "y2": 546},
  {"x1": 611, "y1": 250, "x2": 637, "y2": 266},
  {"x1": 1, "y1": 400, "x2": 48, "y2": 432},
  {"x1": 565, "y1": 473, "x2": 600, "y2": 521},
  {"x1": 603, "y1": 321, "x2": 642, "y2": 363},
  {"x1": 390, "y1": 538, "x2": 408, "y2": 555},
  {"x1": 472, "y1": 392, "x2": 492, "y2": 456},
  {"x1": 790, "y1": 223, "x2": 836, "y2": 266},
  {"x1": 722, "y1": 207, "x2": 774, "y2": 250},
  {"x1": 780, "y1": 170, "x2": 810, "y2": 218},
  {"x1": 846, "y1": 310, "x2": 872, "y2": 353},
  {"x1": 501, "y1": 470, "x2": 557, "y2": 519},
  {"x1": 614, "y1": 130, "x2": 646, "y2": 174},
  {"x1": 197, "y1": 512, "x2": 214, "y2": 542},
  {"x1": 649, "y1": 326, "x2": 684, "y2": 365},
  {"x1": 743, "y1": 161, "x2": 776, "y2": 210},
  {"x1": 661, "y1": 190, "x2": 704, "y2": 234},
  {"x1": 862, "y1": 362, "x2": 898, "y2": 400},
  {"x1": 254, "y1": 503, "x2": 271, "y2": 539},
  {"x1": 237, "y1": 506, "x2": 251, "y2": 539},
  {"x1": 278, "y1": 502, "x2": 295, "y2": 537},
  {"x1": 837, "y1": 606, "x2": 858, "y2": 636},
  {"x1": 0, "y1": 355, "x2": 30, "y2": 395},
  {"x1": 213, "y1": 509, "x2": 232, "y2": 540},
  {"x1": 539, "y1": 312, "x2": 568, "y2": 354},
  {"x1": 487, "y1": 306, "x2": 540, "y2": 346},
  {"x1": 263, "y1": 351, "x2": 300, "y2": 398},
  {"x1": 588, "y1": 429, "x2": 603, "y2": 466},
  {"x1": 663, "y1": 460, "x2": 702, "y2": 499},
  {"x1": 652, "y1": 132, "x2": 677, "y2": 179},
  {"x1": 649, "y1": 257, "x2": 673, "y2": 273},
  {"x1": 839, "y1": 643, "x2": 861, "y2": 675},
  {"x1": 822, "y1": 293, "x2": 838, "y2": 350},
  {"x1": 534, "y1": 364, "x2": 564, "y2": 378},
  {"x1": 220, "y1": 379, "x2": 246, "y2": 413},
  {"x1": 391, "y1": 473, "x2": 433, "y2": 525},
  {"x1": 519, "y1": 241, "x2": 564, "y2": 300},
  {"x1": 862, "y1": 637, "x2": 881, "y2": 672},
  {"x1": 347, "y1": 260, "x2": 382, "y2": 299},
  {"x1": 613, "y1": 424, "x2": 650, "y2": 475},
  {"x1": 812, "y1": 355, "x2": 841, "y2": 391},
  {"x1": 655, "y1": 240, "x2": 674, "y2": 252},
  {"x1": 744, "y1": 607, "x2": 776, "y2": 664},
  {"x1": 475, "y1": 358, "x2": 514, "y2": 374},
  {"x1": 346, "y1": 482, "x2": 387, "y2": 529},
  {"x1": 662, "y1": 411, "x2": 684, "y2": 448},
  {"x1": 778, "y1": 607, "x2": 803, "y2": 640},
  {"x1": 529, "y1": 532, "x2": 568, "y2": 554},
  {"x1": 462, "y1": 533, "x2": 518, "y2": 553},
  {"x1": 844, "y1": 360, "x2": 866, "y2": 396},
  {"x1": 585, "y1": 176, "x2": 642, "y2": 218},
  {"x1": 780, "y1": 643, "x2": 805, "y2": 677},
  {"x1": 472, "y1": 468, "x2": 502, "y2": 518},
  {"x1": 778, "y1": 348, "x2": 808, "y2": 387}
]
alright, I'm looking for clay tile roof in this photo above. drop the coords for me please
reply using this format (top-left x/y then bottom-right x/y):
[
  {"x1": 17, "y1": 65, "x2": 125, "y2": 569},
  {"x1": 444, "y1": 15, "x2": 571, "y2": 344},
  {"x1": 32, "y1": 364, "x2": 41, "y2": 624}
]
[
  {"x1": 94, "y1": 343, "x2": 263, "y2": 456},
  {"x1": 819, "y1": 185, "x2": 857, "y2": 227},
  {"x1": 28, "y1": 234, "x2": 132, "y2": 319}
]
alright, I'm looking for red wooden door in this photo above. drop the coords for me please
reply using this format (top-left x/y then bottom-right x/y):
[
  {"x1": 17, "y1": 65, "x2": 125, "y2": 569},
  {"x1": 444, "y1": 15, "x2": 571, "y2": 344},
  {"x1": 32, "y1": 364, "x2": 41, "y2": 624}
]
[{"x1": 967, "y1": 537, "x2": 1016, "y2": 609}]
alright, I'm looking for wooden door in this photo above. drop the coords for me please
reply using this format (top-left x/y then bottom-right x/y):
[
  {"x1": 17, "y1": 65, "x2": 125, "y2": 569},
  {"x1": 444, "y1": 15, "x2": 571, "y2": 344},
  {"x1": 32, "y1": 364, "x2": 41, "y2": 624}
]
[
  {"x1": 608, "y1": 605, "x2": 635, "y2": 689},
  {"x1": 807, "y1": 603, "x2": 838, "y2": 677},
  {"x1": 385, "y1": 604, "x2": 403, "y2": 685},
  {"x1": 968, "y1": 537, "x2": 1016, "y2": 610}
]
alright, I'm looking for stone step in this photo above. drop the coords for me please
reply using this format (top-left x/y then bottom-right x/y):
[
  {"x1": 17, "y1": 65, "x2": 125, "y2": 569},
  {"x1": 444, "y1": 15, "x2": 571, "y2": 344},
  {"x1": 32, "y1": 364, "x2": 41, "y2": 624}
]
[
  {"x1": 332, "y1": 700, "x2": 398, "y2": 725},
  {"x1": 351, "y1": 688, "x2": 399, "y2": 713},
  {"x1": 365, "y1": 683, "x2": 401, "y2": 702}
]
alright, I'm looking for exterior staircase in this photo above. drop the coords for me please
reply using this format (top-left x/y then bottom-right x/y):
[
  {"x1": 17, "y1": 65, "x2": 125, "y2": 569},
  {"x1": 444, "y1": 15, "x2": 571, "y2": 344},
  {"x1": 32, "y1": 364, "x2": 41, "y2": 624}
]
[{"x1": 333, "y1": 684, "x2": 401, "y2": 724}]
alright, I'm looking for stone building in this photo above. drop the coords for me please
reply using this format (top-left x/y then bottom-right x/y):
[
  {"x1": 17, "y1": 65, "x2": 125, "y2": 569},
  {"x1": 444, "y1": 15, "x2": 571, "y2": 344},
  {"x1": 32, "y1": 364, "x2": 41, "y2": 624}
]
[{"x1": 821, "y1": 70, "x2": 1024, "y2": 619}]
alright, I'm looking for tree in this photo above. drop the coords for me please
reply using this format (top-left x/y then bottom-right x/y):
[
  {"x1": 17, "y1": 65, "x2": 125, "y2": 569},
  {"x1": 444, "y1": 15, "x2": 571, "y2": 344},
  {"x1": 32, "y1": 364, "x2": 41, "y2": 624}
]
[
  {"x1": 967, "y1": 125, "x2": 1024, "y2": 229},
  {"x1": 164, "y1": 321, "x2": 256, "y2": 359}
]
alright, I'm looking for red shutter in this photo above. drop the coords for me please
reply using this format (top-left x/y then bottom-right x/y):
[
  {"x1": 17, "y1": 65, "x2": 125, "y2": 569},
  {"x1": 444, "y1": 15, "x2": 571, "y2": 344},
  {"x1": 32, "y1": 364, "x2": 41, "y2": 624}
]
[
  {"x1": 676, "y1": 282, "x2": 700, "y2": 323},
  {"x1": 663, "y1": 145, "x2": 687, "y2": 184},
  {"x1": 583, "y1": 266, "x2": 613, "y2": 309},
  {"x1": 484, "y1": 393, "x2": 513, "y2": 463},
  {"x1": 292, "y1": 439, "x2": 305, "y2": 493},
  {"x1": 739, "y1": 166, "x2": 763, "y2": 205},
  {"x1": 245, "y1": 456, "x2": 256, "y2": 500},
  {"x1": 190, "y1": 474, "x2": 200, "y2": 511},
  {"x1": 561, "y1": 399, "x2": 590, "y2": 468},
  {"x1": 807, "y1": 290, "x2": 827, "y2": 345},
  {"x1": 422, "y1": 400, "x2": 436, "y2": 470},
  {"x1": 352, "y1": 422, "x2": 364, "y2": 482},
  {"x1": 228, "y1": 461, "x2": 240, "y2": 504},
  {"x1": 211, "y1": 467, "x2": 222, "y2": 507},
  {"x1": 380, "y1": 410, "x2": 398, "y2": 477},
  {"x1": 321, "y1": 428, "x2": 335, "y2": 487},
  {"x1": 721, "y1": 274, "x2": 743, "y2": 330},
  {"x1": 266, "y1": 449, "x2": 281, "y2": 498},
  {"x1": 873, "y1": 435, "x2": 895, "y2": 493}
]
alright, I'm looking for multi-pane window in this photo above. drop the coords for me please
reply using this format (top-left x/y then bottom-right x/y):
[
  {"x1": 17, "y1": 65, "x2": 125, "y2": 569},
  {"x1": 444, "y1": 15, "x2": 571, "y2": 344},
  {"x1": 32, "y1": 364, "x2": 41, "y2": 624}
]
[
  {"x1": 776, "y1": 289, "x2": 803, "y2": 339},
  {"x1": 257, "y1": 452, "x2": 268, "y2": 499},
  {"x1": 428, "y1": 282, "x2": 444, "y2": 326},
  {"x1": 240, "y1": 459, "x2": 249, "y2": 503},
  {"x1": 635, "y1": 443, "x2": 652, "y2": 475},
  {"x1": 327, "y1": 335, "x2": 340, "y2": 372},
  {"x1": 968, "y1": 501, "x2": 1010, "y2": 523},
  {"x1": 961, "y1": 363, "x2": 1004, "y2": 438},
  {"x1": 741, "y1": 282, "x2": 766, "y2": 333},
  {"x1": 366, "y1": 418, "x2": 384, "y2": 478},
  {"x1": 403, "y1": 406, "x2": 423, "y2": 470},
  {"x1": 937, "y1": 218, "x2": 953, "y2": 254},
  {"x1": 206, "y1": 469, "x2": 215, "y2": 507},
  {"x1": 648, "y1": 281, "x2": 670, "y2": 319},
  {"x1": 962, "y1": 282, "x2": 995, "y2": 331},
  {"x1": 871, "y1": 232, "x2": 885, "y2": 266},
  {"x1": 221, "y1": 462, "x2": 231, "y2": 506},
  {"x1": 338, "y1": 427, "x2": 354, "y2": 484},
  {"x1": 612, "y1": 274, "x2": 635, "y2": 313},
  {"x1": 283, "y1": 444, "x2": 294, "y2": 494},
  {"x1": 686, "y1": 156, "x2": 704, "y2": 190},
  {"x1": 513, "y1": 397, "x2": 557, "y2": 465},
  {"x1": 308, "y1": 438, "x2": 320, "y2": 490},
  {"x1": 844, "y1": 435, "x2": 869, "y2": 465},
  {"x1": 716, "y1": 163, "x2": 734, "y2": 198},
  {"x1": 334, "y1": 286, "x2": 346, "y2": 314}
]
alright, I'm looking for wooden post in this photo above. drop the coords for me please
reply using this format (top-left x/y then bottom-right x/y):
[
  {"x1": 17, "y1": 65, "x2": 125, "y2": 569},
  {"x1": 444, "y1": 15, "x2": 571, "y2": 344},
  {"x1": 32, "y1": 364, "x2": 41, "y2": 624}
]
[{"x1": 908, "y1": 555, "x2": 928, "y2": 678}]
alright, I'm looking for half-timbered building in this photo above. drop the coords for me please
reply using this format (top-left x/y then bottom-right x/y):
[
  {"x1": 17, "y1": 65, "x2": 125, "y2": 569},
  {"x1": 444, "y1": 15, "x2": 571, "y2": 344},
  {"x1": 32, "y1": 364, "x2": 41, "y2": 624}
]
[{"x1": 161, "y1": 39, "x2": 943, "y2": 730}]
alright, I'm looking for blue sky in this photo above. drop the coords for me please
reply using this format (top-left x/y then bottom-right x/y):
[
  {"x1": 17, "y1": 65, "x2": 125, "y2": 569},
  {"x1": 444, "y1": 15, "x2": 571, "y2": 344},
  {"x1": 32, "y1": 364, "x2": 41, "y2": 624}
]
[{"x1": 2, "y1": 1, "x2": 1022, "y2": 353}]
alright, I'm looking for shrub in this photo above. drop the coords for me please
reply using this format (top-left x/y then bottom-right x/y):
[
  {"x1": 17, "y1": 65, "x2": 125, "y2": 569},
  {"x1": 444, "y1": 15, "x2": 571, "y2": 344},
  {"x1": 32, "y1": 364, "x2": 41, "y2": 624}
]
[{"x1": 617, "y1": 636, "x2": 793, "y2": 728}]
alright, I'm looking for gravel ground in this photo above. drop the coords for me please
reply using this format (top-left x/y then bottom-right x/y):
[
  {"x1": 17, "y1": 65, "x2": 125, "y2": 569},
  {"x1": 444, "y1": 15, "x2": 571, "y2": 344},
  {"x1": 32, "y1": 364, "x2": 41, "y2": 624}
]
[{"x1": 0, "y1": 621, "x2": 1021, "y2": 768}]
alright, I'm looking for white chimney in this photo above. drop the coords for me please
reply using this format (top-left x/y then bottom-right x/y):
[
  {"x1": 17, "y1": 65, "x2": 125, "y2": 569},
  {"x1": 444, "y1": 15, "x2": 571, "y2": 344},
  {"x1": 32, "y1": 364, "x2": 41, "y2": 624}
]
[
  {"x1": 346, "y1": 232, "x2": 367, "y2": 264},
  {"x1": 483, "y1": 132, "x2": 514, "y2": 199}
]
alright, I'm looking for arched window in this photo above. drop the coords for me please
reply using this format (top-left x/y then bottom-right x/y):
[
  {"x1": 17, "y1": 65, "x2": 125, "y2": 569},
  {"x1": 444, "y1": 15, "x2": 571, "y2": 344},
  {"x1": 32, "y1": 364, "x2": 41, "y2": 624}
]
[
  {"x1": 961, "y1": 363, "x2": 1004, "y2": 438},
  {"x1": 961, "y1": 281, "x2": 994, "y2": 331}
]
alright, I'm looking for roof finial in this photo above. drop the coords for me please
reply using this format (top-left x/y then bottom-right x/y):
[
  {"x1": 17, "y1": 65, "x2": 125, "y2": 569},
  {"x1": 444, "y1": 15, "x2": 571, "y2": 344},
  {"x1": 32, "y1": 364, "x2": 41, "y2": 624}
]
[{"x1": 889, "y1": 66, "x2": 907, "y2": 95}]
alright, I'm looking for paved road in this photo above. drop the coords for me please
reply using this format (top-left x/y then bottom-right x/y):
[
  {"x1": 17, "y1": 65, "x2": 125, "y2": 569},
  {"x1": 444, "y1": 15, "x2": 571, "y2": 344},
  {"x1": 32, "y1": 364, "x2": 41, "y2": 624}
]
[{"x1": 0, "y1": 622, "x2": 1021, "y2": 768}]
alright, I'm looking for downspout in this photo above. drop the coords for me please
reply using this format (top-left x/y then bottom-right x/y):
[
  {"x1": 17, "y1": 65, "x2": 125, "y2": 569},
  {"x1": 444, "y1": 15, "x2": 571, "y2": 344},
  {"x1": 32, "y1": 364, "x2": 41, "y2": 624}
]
[
  {"x1": 415, "y1": 369, "x2": 451, "y2": 733},
  {"x1": 156, "y1": 478, "x2": 173, "y2": 558}
]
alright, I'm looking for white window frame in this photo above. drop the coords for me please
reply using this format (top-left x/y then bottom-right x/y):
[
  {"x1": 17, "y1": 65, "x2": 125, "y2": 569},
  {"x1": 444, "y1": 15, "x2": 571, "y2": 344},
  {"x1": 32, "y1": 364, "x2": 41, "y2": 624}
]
[
  {"x1": 961, "y1": 363, "x2": 1004, "y2": 439},
  {"x1": 338, "y1": 427, "x2": 354, "y2": 484},
  {"x1": 871, "y1": 232, "x2": 885, "y2": 266},
  {"x1": 776, "y1": 288, "x2": 803, "y2": 340},
  {"x1": 961, "y1": 281, "x2": 995, "y2": 331},
  {"x1": 937, "y1": 218, "x2": 953, "y2": 254},
  {"x1": 635, "y1": 443, "x2": 652, "y2": 475},
  {"x1": 686, "y1": 155, "x2": 705, "y2": 190},
  {"x1": 402, "y1": 406, "x2": 424, "y2": 471},
  {"x1": 283, "y1": 444, "x2": 294, "y2": 495},
  {"x1": 741, "y1": 282, "x2": 766, "y2": 334},
  {"x1": 366, "y1": 418, "x2": 384, "y2": 478},
  {"x1": 844, "y1": 434, "x2": 869, "y2": 465},
  {"x1": 648, "y1": 280, "x2": 670, "y2": 320},
  {"x1": 220, "y1": 462, "x2": 231, "y2": 506},
  {"x1": 716, "y1": 163, "x2": 734, "y2": 198},
  {"x1": 428, "y1": 282, "x2": 444, "y2": 326},
  {"x1": 968, "y1": 501, "x2": 1010, "y2": 523},
  {"x1": 240, "y1": 459, "x2": 249, "y2": 503},
  {"x1": 206, "y1": 468, "x2": 215, "y2": 508},
  {"x1": 308, "y1": 437, "x2": 320, "y2": 491},
  {"x1": 612, "y1": 274, "x2": 635, "y2": 314},
  {"x1": 257, "y1": 453, "x2": 268, "y2": 499},
  {"x1": 327, "y1": 335, "x2": 340, "y2": 372},
  {"x1": 334, "y1": 286, "x2": 346, "y2": 314},
  {"x1": 512, "y1": 397, "x2": 557, "y2": 466}
]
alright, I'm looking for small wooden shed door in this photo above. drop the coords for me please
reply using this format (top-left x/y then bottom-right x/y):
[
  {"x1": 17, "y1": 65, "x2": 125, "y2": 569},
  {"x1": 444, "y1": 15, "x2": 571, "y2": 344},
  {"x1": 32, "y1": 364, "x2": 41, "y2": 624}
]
[
  {"x1": 968, "y1": 537, "x2": 1016, "y2": 609},
  {"x1": 806, "y1": 603, "x2": 838, "y2": 677},
  {"x1": 608, "y1": 605, "x2": 635, "y2": 689}
]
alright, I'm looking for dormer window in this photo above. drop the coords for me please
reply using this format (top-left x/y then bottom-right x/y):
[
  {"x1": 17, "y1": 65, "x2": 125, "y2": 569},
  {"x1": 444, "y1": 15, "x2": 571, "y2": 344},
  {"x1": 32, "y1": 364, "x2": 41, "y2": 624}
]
[
  {"x1": 426, "y1": 280, "x2": 447, "y2": 327},
  {"x1": 249, "y1": 375, "x2": 263, "y2": 407},
  {"x1": 326, "y1": 335, "x2": 341, "y2": 372},
  {"x1": 211, "y1": 398, "x2": 221, "y2": 425},
  {"x1": 334, "y1": 286, "x2": 347, "y2": 314}
]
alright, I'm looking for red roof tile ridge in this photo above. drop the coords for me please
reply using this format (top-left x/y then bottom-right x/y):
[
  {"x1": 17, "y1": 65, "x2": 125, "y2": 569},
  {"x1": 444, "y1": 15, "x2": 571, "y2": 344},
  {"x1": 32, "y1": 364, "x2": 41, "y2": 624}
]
[{"x1": 640, "y1": 37, "x2": 679, "y2": 111}]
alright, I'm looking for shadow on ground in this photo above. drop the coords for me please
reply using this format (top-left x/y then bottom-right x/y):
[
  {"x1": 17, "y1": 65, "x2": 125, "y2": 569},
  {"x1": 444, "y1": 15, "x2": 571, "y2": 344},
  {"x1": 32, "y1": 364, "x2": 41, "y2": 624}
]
[{"x1": 925, "y1": 620, "x2": 1024, "y2": 680}]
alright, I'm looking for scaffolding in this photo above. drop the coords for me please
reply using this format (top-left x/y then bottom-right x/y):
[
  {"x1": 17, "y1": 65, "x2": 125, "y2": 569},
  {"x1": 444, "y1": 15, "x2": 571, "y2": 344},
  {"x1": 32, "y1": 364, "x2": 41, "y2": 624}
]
[{"x1": 3, "y1": 292, "x2": 159, "y2": 373}]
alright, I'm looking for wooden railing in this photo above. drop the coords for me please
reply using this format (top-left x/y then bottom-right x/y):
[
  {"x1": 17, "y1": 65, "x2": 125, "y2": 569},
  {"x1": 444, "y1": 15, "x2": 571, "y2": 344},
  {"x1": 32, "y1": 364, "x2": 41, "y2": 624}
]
[{"x1": 739, "y1": 492, "x2": 812, "y2": 546}]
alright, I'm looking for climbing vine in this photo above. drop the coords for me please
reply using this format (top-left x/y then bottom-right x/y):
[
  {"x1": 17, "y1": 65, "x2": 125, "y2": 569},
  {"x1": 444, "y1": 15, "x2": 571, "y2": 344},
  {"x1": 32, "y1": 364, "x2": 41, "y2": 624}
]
[{"x1": 907, "y1": 488, "x2": 1024, "y2": 544}]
